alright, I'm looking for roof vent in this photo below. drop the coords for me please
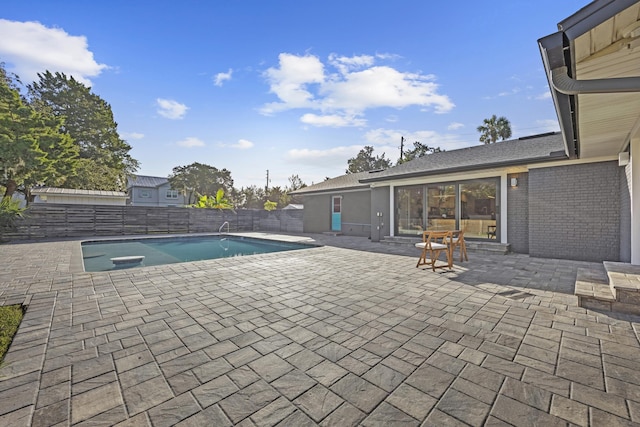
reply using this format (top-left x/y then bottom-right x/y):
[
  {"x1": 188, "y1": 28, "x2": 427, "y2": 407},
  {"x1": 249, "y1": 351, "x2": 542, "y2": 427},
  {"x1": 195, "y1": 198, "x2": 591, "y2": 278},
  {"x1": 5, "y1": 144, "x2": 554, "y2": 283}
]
[{"x1": 518, "y1": 131, "x2": 557, "y2": 140}]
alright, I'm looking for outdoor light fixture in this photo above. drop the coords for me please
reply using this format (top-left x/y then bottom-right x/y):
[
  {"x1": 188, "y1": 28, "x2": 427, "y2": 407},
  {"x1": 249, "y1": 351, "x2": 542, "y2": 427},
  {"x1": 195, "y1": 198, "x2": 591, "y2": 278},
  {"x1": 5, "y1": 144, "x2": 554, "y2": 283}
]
[{"x1": 510, "y1": 177, "x2": 518, "y2": 188}]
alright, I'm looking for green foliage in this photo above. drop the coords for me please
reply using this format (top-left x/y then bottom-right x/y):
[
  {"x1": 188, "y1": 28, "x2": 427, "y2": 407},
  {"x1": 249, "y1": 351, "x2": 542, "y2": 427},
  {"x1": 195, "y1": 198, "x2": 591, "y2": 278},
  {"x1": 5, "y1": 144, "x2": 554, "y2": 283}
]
[
  {"x1": 168, "y1": 162, "x2": 234, "y2": 204},
  {"x1": 263, "y1": 200, "x2": 277, "y2": 211},
  {"x1": 0, "y1": 64, "x2": 79, "y2": 201},
  {"x1": 236, "y1": 185, "x2": 266, "y2": 209},
  {"x1": 0, "y1": 305, "x2": 24, "y2": 364},
  {"x1": 398, "y1": 141, "x2": 442, "y2": 164},
  {"x1": 346, "y1": 146, "x2": 392, "y2": 173},
  {"x1": 477, "y1": 115, "x2": 512, "y2": 144},
  {"x1": 27, "y1": 71, "x2": 138, "y2": 190},
  {"x1": 0, "y1": 197, "x2": 25, "y2": 231},
  {"x1": 192, "y1": 188, "x2": 234, "y2": 209}
]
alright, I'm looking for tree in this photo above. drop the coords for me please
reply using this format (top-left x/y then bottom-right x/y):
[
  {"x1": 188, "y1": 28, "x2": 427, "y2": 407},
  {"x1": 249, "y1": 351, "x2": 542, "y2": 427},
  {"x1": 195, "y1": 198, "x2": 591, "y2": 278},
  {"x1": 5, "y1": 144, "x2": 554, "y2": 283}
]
[
  {"x1": 346, "y1": 146, "x2": 392, "y2": 174},
  {"x1": 0, "y1": 65, "x2": 79, "y2": 201},
  {"x1": 235, "y1": 185, "x2": 266, "y2": 210},
  {"x1": 27, "y1": 71, "x2": 138, "y2": 190},
  {"x1": 286, "y1": 174, "x2": 307, "y2": 205},
  {"x1": 168, "y1": 162, "x2": 233, "y2": 204},
  {"x1": 477, "y1": 115, "x2": 512, "y2": 144},
  {"x1": 398, "y1": 141, "x2": 442, "y2": 164}
]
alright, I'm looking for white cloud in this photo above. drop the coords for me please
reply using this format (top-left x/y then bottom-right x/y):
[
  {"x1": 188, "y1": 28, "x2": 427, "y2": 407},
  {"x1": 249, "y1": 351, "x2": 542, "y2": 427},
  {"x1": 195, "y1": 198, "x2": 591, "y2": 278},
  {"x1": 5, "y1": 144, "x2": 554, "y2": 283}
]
[
  {"x1": 286, "y1": 145, "x2": 363, "y2": 168},
  {"x1": 121, "y1": 132, "x2": 144, "y2": 140},
  {"x1": 365, "y1": 128, "x2": 469, "y2": 151},
  {"x1": 0, "y1": 19, "x2": 108, "y2": 84},
  {"x1": 219, "y1": 139, "x2": 254, "y2": 149},
  {"x1": 260, "y1": 53, "x2": 325, "y2": 115},
  {"x1": 300, "y1": 113, "x2": 366, "y2": 128},
  {"x1": 536, "y1": 91, "x2": 552, "y2": 100},
  {"x1": 260, "y1": 53, "x2": 454, "y2": 119},
  {"x1": 498, "y1": 87, "x2": 521, "y2": 97},
  {"x1": 447, "y1": 122, "x2": 465, "y2": 130},
  {"x1": 214, "y1": 68, "x2": 232, "y2": 86},
  {"x1": 157, "y1": 98, "x2": 189, "y2": 119},
  {"x1": 177, "y1": 137, "x2": 205, "y2": 147}
]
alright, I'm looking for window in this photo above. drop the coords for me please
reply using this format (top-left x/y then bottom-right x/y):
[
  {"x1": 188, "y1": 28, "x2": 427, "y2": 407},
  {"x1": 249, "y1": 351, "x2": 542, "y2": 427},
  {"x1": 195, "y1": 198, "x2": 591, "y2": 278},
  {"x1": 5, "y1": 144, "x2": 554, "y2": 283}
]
[
  {"x1": 166, "y1": 190, "x2": 178, "y2": 199},
  {"x1": 395, "y1": 178, "x2": 499, "y2": 239},
  {"x1": 140, "y1": 190, "x2": 151, "y2": 198}
]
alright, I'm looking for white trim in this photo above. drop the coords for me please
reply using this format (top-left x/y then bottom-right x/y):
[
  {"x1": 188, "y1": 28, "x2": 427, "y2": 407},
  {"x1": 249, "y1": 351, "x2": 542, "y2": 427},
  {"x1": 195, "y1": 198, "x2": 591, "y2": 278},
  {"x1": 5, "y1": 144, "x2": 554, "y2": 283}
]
[
  {"x1": 389, "y1": 184, "x2": 395, "y2": 237},
  {"x1": 632, "y1": 137, "x2": 640, "y2": 265},
  {"x1": 500, "y1": 174, "x2": 508, "y2": 243}
]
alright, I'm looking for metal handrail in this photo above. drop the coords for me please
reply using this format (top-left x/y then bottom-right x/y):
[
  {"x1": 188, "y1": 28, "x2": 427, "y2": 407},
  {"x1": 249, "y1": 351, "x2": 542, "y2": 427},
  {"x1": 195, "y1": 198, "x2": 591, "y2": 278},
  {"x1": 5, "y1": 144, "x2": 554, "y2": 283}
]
[{"x1": 219, "y1": 221, "x2": 229, "y2": 234}]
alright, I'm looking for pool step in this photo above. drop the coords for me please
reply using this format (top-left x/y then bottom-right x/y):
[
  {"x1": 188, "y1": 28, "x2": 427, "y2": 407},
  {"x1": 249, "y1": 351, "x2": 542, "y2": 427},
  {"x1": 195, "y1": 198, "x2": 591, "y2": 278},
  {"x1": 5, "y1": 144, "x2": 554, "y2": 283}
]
[{"x1": 110, "y1": 256, "x2": 145, "y2": 266}]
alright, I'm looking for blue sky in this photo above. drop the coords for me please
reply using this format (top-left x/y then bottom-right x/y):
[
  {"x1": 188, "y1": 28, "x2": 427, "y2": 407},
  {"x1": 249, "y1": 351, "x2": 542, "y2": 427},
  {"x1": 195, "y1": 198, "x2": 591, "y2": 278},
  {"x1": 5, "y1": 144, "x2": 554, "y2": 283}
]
[{"x1": 1, "y1": 1, "x2": 588, "y2": 189}]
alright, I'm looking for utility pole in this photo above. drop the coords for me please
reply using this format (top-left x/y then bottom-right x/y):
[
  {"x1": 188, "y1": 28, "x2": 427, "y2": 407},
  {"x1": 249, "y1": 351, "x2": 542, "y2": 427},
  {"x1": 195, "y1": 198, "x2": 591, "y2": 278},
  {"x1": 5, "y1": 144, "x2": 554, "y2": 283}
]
[
  {"x1": 265, "y1": 170, "x2": 270, "y2": 193},
  {"x1": 400, "y1": 136, "x2": 405, "y2": 161}
]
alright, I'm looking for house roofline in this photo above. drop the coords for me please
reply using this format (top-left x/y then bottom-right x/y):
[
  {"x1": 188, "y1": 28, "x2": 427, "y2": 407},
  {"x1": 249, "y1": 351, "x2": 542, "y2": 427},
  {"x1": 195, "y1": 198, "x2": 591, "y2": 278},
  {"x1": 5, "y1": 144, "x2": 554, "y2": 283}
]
[{"x1": 358, "y1": 152, "x2": 567, "y2": 183}]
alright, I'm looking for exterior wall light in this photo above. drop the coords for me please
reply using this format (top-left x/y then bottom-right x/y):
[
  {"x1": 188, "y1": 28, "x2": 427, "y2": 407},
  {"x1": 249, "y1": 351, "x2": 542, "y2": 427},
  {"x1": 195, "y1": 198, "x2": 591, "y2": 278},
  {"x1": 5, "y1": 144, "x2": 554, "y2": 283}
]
[{"x1": 510, "y1": 177, "x2": 518, "y2": 188}]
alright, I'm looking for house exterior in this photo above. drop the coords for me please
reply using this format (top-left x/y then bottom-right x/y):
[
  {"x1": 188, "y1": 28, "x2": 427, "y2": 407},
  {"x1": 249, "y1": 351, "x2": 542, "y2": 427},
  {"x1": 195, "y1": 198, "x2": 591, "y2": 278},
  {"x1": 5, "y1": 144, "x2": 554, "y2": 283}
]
[
  {"x1": 538, "y1": 0, "x2": 640, "y2": 265},
  {"x1": 127, "y1": 175, "x2": 186, "y2": 207},
  {"x1": 293, "y1": 132, "x2": 625, "y2": 262},
  {"x1": 293, "y1": 0, "x2": 640, "y2": 266},
  {"x1": 31, "y1": 187, "x2": 127, "y2": 205}
]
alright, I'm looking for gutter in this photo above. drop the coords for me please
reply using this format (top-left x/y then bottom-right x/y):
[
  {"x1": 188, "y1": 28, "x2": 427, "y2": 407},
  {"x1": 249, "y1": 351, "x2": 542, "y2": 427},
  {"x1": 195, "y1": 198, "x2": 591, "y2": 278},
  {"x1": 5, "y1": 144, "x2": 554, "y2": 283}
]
[{"x1": 550, "y1": 66, "x2": 640, "y2": 95}]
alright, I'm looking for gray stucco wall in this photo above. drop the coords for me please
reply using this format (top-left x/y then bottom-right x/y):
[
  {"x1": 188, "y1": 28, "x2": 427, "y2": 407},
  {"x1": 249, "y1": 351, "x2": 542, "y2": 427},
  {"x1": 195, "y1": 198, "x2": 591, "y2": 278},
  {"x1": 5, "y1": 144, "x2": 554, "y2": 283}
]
[
  {"x1": 529, "y1": 161, "x2": 620, "y2": 262},
  {"x1": 620, "y1": 162, "x2": 632, "y2": 262},
  {"x1": 507, "y1": 173, "x2": 529, "y2": 254},
  {"x1": 301, "y1": 190, "x2": 371, "y2": 237},
  {"x1": 370, "y1": 186, "x2": 390, "y2": 242},
  {"x1": 301, "y1": 194, "x2": 331, "y2": 233}
]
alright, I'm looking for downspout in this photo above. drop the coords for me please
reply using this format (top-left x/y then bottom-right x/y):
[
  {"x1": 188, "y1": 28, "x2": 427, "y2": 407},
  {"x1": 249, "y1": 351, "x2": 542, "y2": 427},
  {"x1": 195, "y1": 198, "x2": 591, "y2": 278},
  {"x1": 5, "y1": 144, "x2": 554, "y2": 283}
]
[{"x1": 551, "y1": 66, "x2": 640, "y2": 95}]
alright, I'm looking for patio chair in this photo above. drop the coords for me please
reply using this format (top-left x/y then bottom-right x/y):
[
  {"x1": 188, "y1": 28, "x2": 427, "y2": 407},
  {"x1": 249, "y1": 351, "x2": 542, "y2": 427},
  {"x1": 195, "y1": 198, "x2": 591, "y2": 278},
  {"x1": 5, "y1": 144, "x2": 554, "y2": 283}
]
[
  {"x1": 415, "y1": 230, "x2": 453, "y2": 271},
  {"x1": 487, "y1": 225, "x2": 497, "y2": 239},
  {"x1": 451, "y1": 229, "x2": 468, "y2": 262}
]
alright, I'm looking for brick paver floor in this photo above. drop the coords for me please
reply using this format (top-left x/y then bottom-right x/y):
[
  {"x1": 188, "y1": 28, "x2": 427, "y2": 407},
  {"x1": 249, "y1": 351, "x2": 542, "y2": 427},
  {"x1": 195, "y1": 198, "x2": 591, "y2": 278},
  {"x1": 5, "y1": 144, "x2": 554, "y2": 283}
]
[{"x1": 1, "y1": 233, "x2": 640, "y2": 426}]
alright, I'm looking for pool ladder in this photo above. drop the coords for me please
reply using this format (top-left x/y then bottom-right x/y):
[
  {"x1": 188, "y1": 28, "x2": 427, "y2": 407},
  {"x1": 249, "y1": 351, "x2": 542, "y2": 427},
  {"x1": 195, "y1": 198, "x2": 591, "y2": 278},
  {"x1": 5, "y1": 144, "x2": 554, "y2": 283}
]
[{"x1": 219, "y1": 221, "x2": 230, "y2": 251}]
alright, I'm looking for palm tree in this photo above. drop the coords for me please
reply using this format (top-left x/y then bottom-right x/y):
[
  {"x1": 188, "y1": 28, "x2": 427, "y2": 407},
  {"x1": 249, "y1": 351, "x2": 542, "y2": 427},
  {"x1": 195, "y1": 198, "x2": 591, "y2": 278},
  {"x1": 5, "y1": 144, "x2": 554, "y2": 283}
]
[{"x1": 477, "y1": 115, "x2": 512, "y2": 144}]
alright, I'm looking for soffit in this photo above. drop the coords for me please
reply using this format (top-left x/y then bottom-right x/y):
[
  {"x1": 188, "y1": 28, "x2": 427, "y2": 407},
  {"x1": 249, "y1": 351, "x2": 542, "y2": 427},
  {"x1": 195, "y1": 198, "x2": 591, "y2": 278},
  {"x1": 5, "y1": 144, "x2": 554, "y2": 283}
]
[{"x1": 573, "y1": 2, "x2": 640, "y2": 158}]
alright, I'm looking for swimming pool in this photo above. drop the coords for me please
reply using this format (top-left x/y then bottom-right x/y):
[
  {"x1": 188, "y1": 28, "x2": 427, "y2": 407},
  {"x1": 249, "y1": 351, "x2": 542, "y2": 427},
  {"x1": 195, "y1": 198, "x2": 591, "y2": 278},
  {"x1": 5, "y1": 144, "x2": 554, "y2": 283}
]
[{"x1": 81, "y1": 235, "x2": 314, "y2": 272}]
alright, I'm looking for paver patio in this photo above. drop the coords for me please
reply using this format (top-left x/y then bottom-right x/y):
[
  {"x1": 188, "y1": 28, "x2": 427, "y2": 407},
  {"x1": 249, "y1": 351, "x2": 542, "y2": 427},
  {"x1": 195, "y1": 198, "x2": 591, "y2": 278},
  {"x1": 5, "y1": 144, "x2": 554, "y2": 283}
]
[{"x1": 1, "y1": 232, "x2": 640, "y2": 426}]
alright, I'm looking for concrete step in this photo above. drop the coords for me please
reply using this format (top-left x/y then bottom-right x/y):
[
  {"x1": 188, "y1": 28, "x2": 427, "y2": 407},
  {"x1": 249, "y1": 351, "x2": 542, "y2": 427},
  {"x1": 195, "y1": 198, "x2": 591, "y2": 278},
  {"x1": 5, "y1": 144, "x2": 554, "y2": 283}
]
[
  {"x1": 380, "y1": 236, "x2": 510, "y2": 255},
  {"x1": 575, "y1": 262, "x2": 640, "y2": 315}
]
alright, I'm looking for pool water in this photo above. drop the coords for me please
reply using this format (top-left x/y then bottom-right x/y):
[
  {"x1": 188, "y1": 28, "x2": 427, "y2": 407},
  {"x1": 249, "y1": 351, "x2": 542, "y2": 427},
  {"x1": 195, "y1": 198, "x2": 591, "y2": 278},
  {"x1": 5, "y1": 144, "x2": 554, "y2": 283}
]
[{"x1": 82, "y1": 235, "x2": 313, "y2": 272}]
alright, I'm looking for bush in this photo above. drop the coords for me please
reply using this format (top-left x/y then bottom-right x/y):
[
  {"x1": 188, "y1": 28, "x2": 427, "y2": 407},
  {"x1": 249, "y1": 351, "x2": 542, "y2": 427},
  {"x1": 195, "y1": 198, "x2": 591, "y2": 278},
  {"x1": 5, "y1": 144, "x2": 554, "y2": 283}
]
[{"x1": 0, "y1": 197, "x2": 25, "y2": 230}]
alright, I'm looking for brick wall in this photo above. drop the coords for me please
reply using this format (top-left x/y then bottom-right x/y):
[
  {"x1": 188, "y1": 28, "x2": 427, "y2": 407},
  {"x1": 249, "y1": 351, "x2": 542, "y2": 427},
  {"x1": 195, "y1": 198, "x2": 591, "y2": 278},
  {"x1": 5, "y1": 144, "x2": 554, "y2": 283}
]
[
  {"x1": 507, "y1": 173, "x2": 529, "y2": 254},
  {"x1": 529, "y1": 161, "x2": 620, "y2": 262}
]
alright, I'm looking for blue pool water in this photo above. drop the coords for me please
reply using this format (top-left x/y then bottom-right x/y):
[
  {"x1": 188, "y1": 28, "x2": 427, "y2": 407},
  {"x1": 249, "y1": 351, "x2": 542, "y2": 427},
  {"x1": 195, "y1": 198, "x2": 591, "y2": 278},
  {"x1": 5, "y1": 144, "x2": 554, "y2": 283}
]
[{"x1": 82, "y1": 235, "x2": 313, "y2": 272}]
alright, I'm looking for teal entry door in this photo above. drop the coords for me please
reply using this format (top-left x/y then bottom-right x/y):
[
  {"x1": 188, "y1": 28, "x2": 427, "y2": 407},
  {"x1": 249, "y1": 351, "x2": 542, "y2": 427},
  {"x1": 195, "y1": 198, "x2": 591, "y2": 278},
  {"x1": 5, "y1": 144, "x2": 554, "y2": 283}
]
[{"x1": 331, "y1": 196, "x2": 342, "y2": 231}]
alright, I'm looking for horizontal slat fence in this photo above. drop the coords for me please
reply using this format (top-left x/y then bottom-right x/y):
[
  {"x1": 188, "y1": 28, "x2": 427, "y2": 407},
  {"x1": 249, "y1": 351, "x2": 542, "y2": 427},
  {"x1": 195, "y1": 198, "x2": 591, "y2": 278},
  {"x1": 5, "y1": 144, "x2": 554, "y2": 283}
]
[{"x1": 1, "y1": 204, "x2": 303, "y2": 240}]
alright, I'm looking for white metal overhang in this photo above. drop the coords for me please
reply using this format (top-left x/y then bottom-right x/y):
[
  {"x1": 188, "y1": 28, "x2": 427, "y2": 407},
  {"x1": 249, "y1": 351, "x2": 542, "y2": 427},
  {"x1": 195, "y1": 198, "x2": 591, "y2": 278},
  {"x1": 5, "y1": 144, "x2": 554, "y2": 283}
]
[{"x1": 539, "y1": 0, "x2": 640, "y2": 159}]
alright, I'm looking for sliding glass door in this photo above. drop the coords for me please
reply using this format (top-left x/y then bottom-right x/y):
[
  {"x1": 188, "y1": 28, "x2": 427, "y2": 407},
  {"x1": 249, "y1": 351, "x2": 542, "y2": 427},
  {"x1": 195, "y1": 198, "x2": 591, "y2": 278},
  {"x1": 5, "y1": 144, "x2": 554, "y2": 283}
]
[{"x1": 396, "y1": 178, "x2": 499, "y2": 239}]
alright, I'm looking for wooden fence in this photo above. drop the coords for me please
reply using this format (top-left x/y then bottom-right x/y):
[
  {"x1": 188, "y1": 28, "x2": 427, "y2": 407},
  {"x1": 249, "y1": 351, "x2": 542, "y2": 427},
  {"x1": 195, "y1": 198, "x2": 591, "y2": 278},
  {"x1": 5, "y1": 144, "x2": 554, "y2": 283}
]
[{"x1": 2, "y1": 204, "x2": 303, "y2": 240}]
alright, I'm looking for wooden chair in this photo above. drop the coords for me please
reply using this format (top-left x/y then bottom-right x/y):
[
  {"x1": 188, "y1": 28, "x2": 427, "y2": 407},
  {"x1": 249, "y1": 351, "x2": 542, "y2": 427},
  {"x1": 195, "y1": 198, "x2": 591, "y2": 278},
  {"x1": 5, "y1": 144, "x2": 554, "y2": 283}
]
[
  {"x1": 415, "y1": 230, "x2": 453, "y2": 271},
  {"x1": 487, "y1": 225, "x2": 497, "y2": 239},
  {"x1": 451, "y1": 230, "x2": 468, "y2": 262}
]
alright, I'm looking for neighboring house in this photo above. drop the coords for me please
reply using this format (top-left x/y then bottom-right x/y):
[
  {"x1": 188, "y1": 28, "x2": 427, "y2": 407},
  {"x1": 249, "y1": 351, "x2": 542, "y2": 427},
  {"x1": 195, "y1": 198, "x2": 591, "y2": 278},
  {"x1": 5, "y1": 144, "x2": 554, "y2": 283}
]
[
  {"x1": 31, "y1": 187, "x2": 127, "y2": 205},
  {"x1": 282, "y1": 204, "x2": 303, "y2": 210},
  {"x1": 292, "y1": 0, "x2": 640, "y2": 266},
  {"x1": 127, "y1": 175, "x2": 186, "y2": 207}
]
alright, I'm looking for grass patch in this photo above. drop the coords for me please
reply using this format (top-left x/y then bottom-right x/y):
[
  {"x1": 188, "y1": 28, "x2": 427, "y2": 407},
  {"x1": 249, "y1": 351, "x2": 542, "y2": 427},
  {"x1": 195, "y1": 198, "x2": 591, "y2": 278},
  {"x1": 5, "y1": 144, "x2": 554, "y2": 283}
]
[{"x1": 0, "y1": 305, "x2": 24, "y2": 363}]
